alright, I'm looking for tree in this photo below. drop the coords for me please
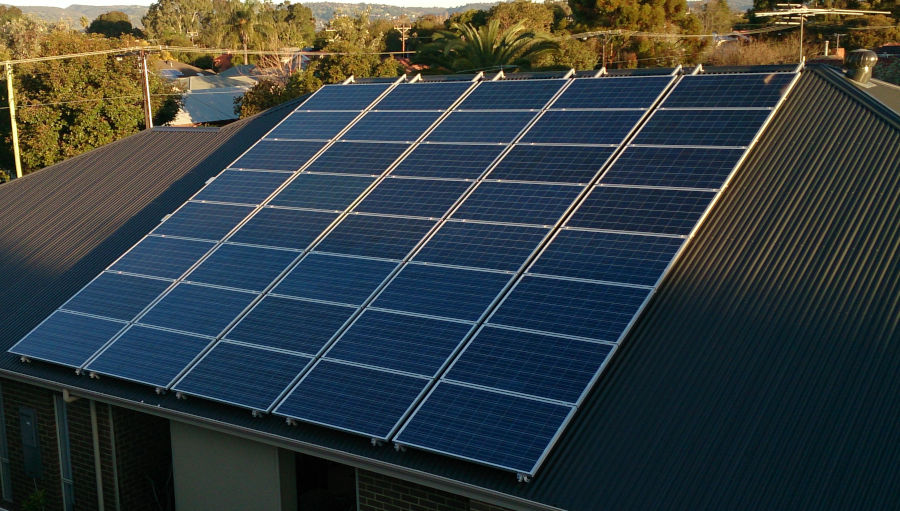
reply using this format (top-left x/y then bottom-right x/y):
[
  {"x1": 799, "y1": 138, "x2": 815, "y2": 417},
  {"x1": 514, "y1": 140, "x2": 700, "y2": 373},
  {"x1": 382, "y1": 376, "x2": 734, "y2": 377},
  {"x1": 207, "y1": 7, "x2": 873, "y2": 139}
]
[
  {"x1": 418, "y1": 20, "x2": 559, "y2": 73},
  {"x1": 235, "y1": 67, "x2": 321, "y2": 117},
  {"x1": 222, "y1": 1, "x2": 272, "y2": 65},
  {"x1": 87, "y1": 11, "x2": 138, "y2": 38},
  {"x1": 312, "y1": 13, "x2": 401, "y2": 82},
  {"x1": 488, "y1": 0, "x2": 556, "y2": 32}
]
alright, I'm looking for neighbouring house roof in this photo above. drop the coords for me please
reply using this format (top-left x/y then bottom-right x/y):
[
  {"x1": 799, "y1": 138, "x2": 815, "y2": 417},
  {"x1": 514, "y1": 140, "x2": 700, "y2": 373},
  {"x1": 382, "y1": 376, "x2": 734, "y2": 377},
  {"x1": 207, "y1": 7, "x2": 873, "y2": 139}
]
[
  {"x1": 0, "y1": 66, "x2": 897, "y2": 510},
  {"x1": 170, "y1": 74, "x2": 260, "y2": 125}
]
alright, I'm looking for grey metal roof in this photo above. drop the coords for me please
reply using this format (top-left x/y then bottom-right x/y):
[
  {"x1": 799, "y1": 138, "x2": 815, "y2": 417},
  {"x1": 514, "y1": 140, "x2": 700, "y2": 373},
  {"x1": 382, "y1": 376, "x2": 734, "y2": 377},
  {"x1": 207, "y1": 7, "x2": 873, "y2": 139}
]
[{"x1": 0, "y1": 67, "x2": 898, "y2": 510}]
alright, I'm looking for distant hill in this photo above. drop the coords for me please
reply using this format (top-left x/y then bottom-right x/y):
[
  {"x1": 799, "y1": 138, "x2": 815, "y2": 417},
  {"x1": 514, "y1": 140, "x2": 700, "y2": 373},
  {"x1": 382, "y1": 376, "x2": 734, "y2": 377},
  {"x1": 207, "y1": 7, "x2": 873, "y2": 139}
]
[{"x1": 15, "y1": 4, "x2": 148, "y2": 28}]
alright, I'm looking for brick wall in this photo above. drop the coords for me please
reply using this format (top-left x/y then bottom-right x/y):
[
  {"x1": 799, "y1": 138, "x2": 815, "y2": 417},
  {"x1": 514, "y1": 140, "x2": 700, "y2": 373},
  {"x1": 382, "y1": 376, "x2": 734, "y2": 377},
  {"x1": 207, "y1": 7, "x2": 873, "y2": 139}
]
[
  {"x1": 357, "y1": 470, "x2": 514, "y2": 511},
  {"x1": 111, "y1": 406, "x2": 173, "y2": 511}
]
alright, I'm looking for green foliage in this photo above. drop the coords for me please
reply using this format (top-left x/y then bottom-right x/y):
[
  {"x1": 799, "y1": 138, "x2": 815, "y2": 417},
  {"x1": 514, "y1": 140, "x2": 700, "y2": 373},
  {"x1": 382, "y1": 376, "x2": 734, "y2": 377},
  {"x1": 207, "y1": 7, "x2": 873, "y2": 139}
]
[
  {"x1": 418, "y1": 20, "x2": 560, "y2": 73},
  {"x1": 5, "y1": 31, "x2": 180, "y2": 172},
  {"x1": 534, "y1": 37, "x2": 601, "y2": 69},
  {"x1": 87, "y1": 11, "x2": 139, "y2": 38},
  {"x1": 22, "y1": 489, "x2": 46, "y2": 511},
  {"x1": 873, "y1": 58, "x2": 900, "y2": 85},
  {"x1": 311, "y1": 13, "x2": 401, "y2": 82},
  {"x1": 488, "y1": 0, "x2": 556, "y2": 32},
  {"x1": 0, "y1": 5, "x2": 23, "y2": 24},
  {"x1": 447, "y1": 9, "x2": 490, "y2": 29},
  {"x1": 235, "y1": 68, "x2": 322, "y2": 118}
]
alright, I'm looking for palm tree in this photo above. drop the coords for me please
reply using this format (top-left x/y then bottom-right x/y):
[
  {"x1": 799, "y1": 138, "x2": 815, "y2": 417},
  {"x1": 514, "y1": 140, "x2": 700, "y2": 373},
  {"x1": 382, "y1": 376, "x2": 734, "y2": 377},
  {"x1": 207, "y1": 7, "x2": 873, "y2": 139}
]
[
  {"x1": 421, "y1": 20, "x2": 559, "y2": 73},
  {"x1": 223, "y1": 1, "x2": 272, "y2": 65}
]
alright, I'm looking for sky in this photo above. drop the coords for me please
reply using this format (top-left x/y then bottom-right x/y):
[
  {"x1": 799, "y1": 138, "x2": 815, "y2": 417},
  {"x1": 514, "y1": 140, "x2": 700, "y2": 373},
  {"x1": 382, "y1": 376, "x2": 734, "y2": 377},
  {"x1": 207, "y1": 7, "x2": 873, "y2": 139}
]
[{"x1": 2, "y1": 0, "x2": 473, "y2": 7}]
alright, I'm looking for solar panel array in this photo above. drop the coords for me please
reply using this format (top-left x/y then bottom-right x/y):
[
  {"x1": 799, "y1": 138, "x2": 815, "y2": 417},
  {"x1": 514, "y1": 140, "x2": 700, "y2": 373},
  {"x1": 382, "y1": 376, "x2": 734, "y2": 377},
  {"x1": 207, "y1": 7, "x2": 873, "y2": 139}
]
[{"x1": 10, "y1": 71, "x2": 798, "y2": 478}]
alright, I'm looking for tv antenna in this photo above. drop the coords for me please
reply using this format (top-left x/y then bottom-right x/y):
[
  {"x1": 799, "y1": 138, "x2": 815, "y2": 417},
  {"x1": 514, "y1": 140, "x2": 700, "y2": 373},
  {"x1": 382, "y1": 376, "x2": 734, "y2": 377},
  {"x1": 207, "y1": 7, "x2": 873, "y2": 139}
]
[{"x1": 754, "y1": 4, "x2": 891, "y2": 61}]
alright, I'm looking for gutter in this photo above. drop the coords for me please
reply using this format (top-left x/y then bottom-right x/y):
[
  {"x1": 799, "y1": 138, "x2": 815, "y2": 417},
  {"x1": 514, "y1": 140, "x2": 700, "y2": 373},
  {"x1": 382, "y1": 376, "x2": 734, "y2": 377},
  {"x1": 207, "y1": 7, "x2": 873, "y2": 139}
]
[{"x1": 0, "y1": 369, "x2": 565, "y2": 511}]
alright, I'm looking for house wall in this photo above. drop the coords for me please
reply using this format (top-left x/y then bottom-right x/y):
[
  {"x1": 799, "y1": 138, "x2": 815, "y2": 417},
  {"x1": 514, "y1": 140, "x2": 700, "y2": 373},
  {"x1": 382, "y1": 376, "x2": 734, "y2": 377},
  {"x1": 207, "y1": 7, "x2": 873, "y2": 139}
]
[
  {"x1": 0, "y1": 378, "x2": 172, "y2": 511},
  {"x1": 357, "y1": 470, "x2": 514, "y2": 511}
]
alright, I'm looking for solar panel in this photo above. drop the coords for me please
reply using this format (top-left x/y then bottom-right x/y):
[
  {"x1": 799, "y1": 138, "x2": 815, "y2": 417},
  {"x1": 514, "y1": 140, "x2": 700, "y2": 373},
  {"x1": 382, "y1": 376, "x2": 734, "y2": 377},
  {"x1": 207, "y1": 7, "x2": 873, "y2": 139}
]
[
  {"x1": 445, "y1": 326, "x2": 613, "y2": 403},
  {"x1": 10, "y1": 311, "x2": 125, "y2": 367},
  {"x1": 426, "y1": 111, "x2": 536, "y2": 143},
  {"x1": 372, "y1": 264, "x2": 511, "y2": 322},
  {"x1": 488, "y1": 145, "x2": 615, "y2": 184},
  {"x1": 275, "y1": 360, "x2": 429, "y2": 439},
  {"x1": 304, "y1": 142, "x2": 409, "y2": 175},
  {"x1": 62, "y1": 273, "x2": 170, "y2": 321},
  {"x1": 552, "y1": 76, "x2": 672, "y2": 109},
  {"x1": 296, "y1": 83, "x2": 391, "y2": 111},
  {"x1": 458, "y1": 80, "x2": 566, "y2": 110},
  {"x1": 151, "y1": 202, "x2": 253, "y2": 241},
  {"x1": 373, "y1": 81, "x2": 472, "y2": 111},
  {"x1": 137, "y1": 283, "x2": 256, "y2": 337},
  {"x1": 341, "y1": 111, "x2": 443, "y2": 142},
  {"x1": 267, "y1": 111, "x2": 360, "y2": 140},
  {"x1": 316, "y1": 215, "x2": 436, "y2": 260},
  {"x1": 225, "y1": 296, "x2": 356, "y2": 355},
  {"x1": 231, "y1": 141, "x2": 325, "y2": 171},
  {"x1": 110, "y1": 236, "x2": 214, "y2": 280},
  {"x1": 324, "y1": 310, "x2": 472, "y2": 377},
  {"x1": 268, "y1": 174, "x2": 375, "y2": 211},
  {"x1": 452, "y1": 182, "x2": 582, "y2": 226},
  {"x1": 391, "y1": 144, "x2": 505, "y2": 179},
  {"x1": 413, "y1": 222, "x2": 549, "y2": 272},
  {"x1": 273, "y1": 254, "x2": 397, "y2": 306},
  {"x1": 489, "y1": 276, "x2": 650, "y2": 341},
  {"x1": 531, "y1": 230, "x2": 683, "y2": 287},
  {"x1": 85, "y1": 326, "x2": 210, "y2": 387},
  {"x1": 394, "y1": 382, "x2": 572, "y2": 474},
  {"x1": 173, "y1": 342, "x2": 312, "y2": 410},
  {"x1": 229, "y1": 208, "x2": 337, "y2": 250},
  {"x1": 567, "y1": 186, "x2": 717, "y2": 235},
  {"x1": 184, "y1": 244, "x2": 297, "y2": 292},
  {"x1": 522, "y1": 110, "x2": 644, "y2": 145},
  {"x1": 353, "y1": 178, "x2": 472, "y2": 218},
  {"x1": 193, "y1": 170, "x2": 291, "y2": 205},
  {"x1": 634, "y1": 109, "x2": 771, "y2": 146},
  {"x1": 663, "y1": 73, "x2": 795, "y2": 108},
  {"x1": 602, "y1": 147, "x2": 743, "y2": 189}
]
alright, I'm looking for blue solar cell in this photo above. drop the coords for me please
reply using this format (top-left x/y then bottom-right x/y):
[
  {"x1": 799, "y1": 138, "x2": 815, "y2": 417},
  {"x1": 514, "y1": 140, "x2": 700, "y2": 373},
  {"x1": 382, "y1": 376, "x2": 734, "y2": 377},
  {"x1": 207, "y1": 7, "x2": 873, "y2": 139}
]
[
  {"x1": 139, "y1": 283, "x2": 256, "y2": 337},
  {"x1": 414, "y1": 222, "x2": 549, "y2": 272},
  {"x1": 447, "y1": 327, "x2": 613, "y2": 403},
  {"x1": 193, "y1": 170, "x2": 291, "y2": 205},
  {"x1": 552, "y1": 76, "x2": 672, "y2": 109},
  {"x1": 267, "y1": 111, "x2": 360, "y2": 140},
  {"x1": 152, "y1": 202, "x2": 253, "y2": 240},
  {"x1": 63, "y1": 273, "x2": 170, "y2": 321},
  {"x1": 174, "y1": 342, "x2": 312, "y2": 410},
  {"x1": 316, "y1": 215, "x2": 435, "y2": 260},
  {"x1": 85, "y1": 325, "x2": 210, "y2": 387},
  {"x1": 374, "y1": 82, "x2": 471, "y2": 110},
  {"x1": 230, "y1": 208, "x2": 337, "y2": 250},
  {"x1": 634, "y1": 109, "x2": 771, "y2": 146},
  {"x1": 299, "y1": 83, "x2": 390, "y2": 110},
  {"x1": 373, "y1": 264, "x2": 509, "y2": 322},
  {"x1": 391, "y1": 144, "x2": 504, "y2": 179},
  {"x1": 522, "y1": 110, "x2": 644, "y2": 145},
  {"x1": 458, "y1": 80, "x2": 565, "y2": 110},
  {"x1": 9, "y1": 311, "x2": 124, "y2": 367},
  {"x1": 326, "y1": 310, "x2": 471, "y2": 377},
  {"x1": 354, "y1": 178, "x2": 471, "y2": 218},
  {"x1": 426, "y1": 112, "x2": 536, "y2": 143},
  {"x1": 226, "y1": 296, "x2": 356, "y2": 355},
  {"x1": 489, "y1": 145, "x2": 615, "y2": 184},
  {"x1": 231, "y1": 141, "x2": 324, "y2": 171},
  {"x1": 452, "y1": 182, "x2": 581, "y2": 225},
  {"x1": 663, "y1": 73, "x2": 795, "y2": 108},
  {"x1": 111, "y1": 236, "x2": 214, "y2": 280},
  {"x1": 276, "y1": 360, "x2": 429, "y2": 439},
  {"x1": 342, "y1": 111, "x2": 442, "y2": 142},
  {"x1": 602, "y1": 147, "x2": 743, "y2": 189},
  {"x1": 305, "y1": 142, "x2": 409, "y2": 175},
  {"x1": 268, "y1": 174, "x2": 374, "y2": 211},
  {"x1": 185, "y1": 244, "x2": 297, "y2": 292},
  {"x1": 532, "y1": 230, "x2": 683, "y2": 287},
  {"x1": 490, "y1": 276, "x2": 649, "y2": 341},
  {"x1": 395, "y1": 382, "x2": 571, "y2": 474},
  {"x1": 274, "y1": 254, "x2": 397, "y2": 305},
  {"x1": 567, "y1": 186, "x2": 716, "y2": 235}
]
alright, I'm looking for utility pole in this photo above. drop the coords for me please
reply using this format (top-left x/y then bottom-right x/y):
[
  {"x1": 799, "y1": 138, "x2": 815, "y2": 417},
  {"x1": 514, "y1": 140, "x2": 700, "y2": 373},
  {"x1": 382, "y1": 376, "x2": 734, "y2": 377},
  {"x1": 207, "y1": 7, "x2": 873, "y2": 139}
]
[
  {"x1": 139, "y1": 50, "x2": 153, "y2": 130},
  {"x1": 396, "y1": 24, "x2": 412, "y2": 55},
  {"x1": 5, "y1": 63, "x2": 21, "y2": 179}
]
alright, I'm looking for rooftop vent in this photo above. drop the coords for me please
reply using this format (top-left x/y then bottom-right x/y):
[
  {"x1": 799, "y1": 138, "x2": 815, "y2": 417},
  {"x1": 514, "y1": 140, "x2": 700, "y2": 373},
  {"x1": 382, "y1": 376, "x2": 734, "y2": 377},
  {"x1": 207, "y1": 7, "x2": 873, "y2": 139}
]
[{"x1": 845, "y1": 49, "x2": 878, "y2": 84}]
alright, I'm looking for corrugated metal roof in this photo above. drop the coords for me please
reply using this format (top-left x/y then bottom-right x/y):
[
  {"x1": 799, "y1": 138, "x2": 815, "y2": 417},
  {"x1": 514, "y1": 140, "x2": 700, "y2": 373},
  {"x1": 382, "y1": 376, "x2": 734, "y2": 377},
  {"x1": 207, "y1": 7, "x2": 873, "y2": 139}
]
[{"x1": 0, "y1": 69, "x2": 897, "y2": 510}]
